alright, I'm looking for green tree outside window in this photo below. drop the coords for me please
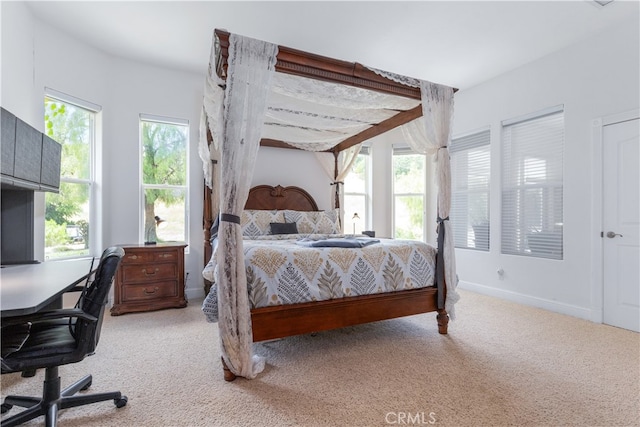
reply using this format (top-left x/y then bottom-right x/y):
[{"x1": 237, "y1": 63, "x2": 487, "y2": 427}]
[{"x1": 393, "y1": 152, "x2": 425, "y2": 240}]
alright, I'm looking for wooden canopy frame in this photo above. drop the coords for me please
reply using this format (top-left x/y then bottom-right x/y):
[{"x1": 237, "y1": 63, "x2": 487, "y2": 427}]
[{"x1": 213, "y1": 29, "x2": 458, "y2": 154}]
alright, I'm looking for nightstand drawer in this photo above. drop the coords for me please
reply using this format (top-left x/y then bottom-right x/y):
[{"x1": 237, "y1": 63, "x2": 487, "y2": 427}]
[
  {"x1": 122, "y1": 251, "x2": 154, "y2": 264},
  {"x1": 121, "y1": 263, "x2": 177, "y2": 283},
  {"x1": 122, "y1": 281, "x2": 178, "y2": 302},
  {"x1": 154, "y1": 250, "x2": 179, "y2": 262}
]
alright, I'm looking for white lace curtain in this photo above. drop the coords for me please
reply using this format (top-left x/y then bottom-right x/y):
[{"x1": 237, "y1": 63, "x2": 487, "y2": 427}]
[
  {"x1": 198, "y1": 30, "x2": 226, "y2": 188},
  {"x1": 265, "y1": 73, "x2": 418, "y2": 150},
  {"x1": 315, "y1": 144, "x2": 362, "y2": 229},
  {"x1": 203, "y1": 33, "x2": 278, "y2": 379},
  {"x1": 401, "y1": 81, "x2": 460, "y2": 319}
]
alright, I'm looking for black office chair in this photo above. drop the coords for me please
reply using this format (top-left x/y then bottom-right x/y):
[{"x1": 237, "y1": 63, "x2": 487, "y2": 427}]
[{"x1": 1, "y1": 247, "x2": 127, "y2": 427}]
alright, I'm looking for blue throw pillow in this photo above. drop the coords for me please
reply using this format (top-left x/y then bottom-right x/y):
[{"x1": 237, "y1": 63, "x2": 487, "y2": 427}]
[{"x1": 270, "y1": 222, "x2": 298, "y2": 235}]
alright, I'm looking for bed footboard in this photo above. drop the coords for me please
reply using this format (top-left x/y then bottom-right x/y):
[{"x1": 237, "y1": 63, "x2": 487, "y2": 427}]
[
  {"x1": 250, "y1": 287, "x2": 440, "y2": 342},
  {"x1": 219, "y1": 287, "x2": 443, "y2": 381}
]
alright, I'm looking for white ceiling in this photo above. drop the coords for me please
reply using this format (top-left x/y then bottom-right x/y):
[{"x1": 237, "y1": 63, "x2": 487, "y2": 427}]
[{"x1": 24, "y1": 1, "x2": 639, "y2": 90}]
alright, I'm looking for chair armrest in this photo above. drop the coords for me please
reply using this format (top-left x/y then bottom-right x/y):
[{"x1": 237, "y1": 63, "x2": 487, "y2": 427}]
[{"x1": 1, "y1": 309, "x2": 98, "y2": 327}]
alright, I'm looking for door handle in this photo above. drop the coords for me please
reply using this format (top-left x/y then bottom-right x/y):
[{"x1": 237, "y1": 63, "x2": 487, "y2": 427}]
[{"x1": 606, "y1": 231, "x2": 623, "y2": 238}]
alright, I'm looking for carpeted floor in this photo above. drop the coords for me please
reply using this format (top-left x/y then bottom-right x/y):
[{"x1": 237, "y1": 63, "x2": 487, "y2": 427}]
[{"x1": 2, "y1": 289, "x2": 638, "y2": 426}]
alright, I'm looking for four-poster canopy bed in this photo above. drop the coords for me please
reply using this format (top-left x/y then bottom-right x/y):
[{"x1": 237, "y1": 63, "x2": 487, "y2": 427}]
[{"x1": 199, "y1": 29, "x2": 460, "y2": 381}]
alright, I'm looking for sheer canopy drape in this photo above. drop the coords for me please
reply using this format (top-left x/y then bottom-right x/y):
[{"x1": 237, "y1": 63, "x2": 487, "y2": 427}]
[
  {"x1": 264, "y1": 73, "x2": 418, "y2": 150},
  {"x1": 401, "y1": 81, "x2": 460, "y2": 319},
  {"x1": 315, "y1": 144, "x2": 362, "y2": 226},
  {"x1": 203, "y1": 33, "x2": 278, "y2": 379},
  {"x1": 199, "y1": 40, "x2": 225, "y2": 190}
]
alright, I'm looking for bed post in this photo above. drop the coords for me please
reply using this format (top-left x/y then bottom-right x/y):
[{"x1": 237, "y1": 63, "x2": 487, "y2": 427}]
[
  {"x1": 221, "y1": 357, "x2": 237, "y2": 382},
  {"x1": 437, "y1": 309, "x2": 449, "y2": 334},
  {"x1": 203, "y1": 127, "x2": 217, "y2": 295},
  {"x1": 333, "y1": 151, "x2": 340, "y2": 209},
  {"x1": 436, "y1": 277, "x2": 449, "y2": 334}
]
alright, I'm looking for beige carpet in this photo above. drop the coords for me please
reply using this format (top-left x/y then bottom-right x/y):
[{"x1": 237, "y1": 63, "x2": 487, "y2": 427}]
[{"x1": 2, "y1": 290, "x2": 638, "y2": 427}]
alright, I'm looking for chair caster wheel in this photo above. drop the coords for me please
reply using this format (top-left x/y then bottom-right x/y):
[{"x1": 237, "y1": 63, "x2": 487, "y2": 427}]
[
  {"x1": 21, "y1": 369, "x2": 36, "y2": 378},
  {"x1": 1, "y1": 403, "x2": 13, "y2": 414},
  {"x1": 81, "y1": 380, "x2": 92, "y2": 391},
  {"x1": 114, "y1": 396, "x2": 128, "y2": 408}
]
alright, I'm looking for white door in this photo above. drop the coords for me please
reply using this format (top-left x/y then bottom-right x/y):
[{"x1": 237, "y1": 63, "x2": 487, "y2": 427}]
[{"x1": 603, "y1": 118, "x2": 639, "y2": 332}]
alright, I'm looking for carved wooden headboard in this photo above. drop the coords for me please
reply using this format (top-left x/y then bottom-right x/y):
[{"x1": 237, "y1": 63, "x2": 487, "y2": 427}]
[
  {"x1": 203, "y1": 184, "x2": 319, "y2": 294},
  {"x1": 245, "y1": 185, "x2": 319, "y2": 211}
]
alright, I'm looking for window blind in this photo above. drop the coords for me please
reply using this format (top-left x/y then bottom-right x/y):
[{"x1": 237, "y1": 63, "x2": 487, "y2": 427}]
[
  {"x1": 501, "y1": 107, "x2": 564, "y2": 259},
  {"x1": 140, "y1": 113, "x2": 189, "y2": 126},
  {"x1": 450, "y1": 129, "x2": 491, "y2": 250},
  {"x1": 392, "y1": 145, "x2": 415, "y2": 155}
]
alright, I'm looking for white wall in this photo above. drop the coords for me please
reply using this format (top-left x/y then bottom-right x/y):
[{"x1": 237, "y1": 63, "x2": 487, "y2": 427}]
[
  {"x1": 1, "y1": 2, "x2": 38, "y2": 124},
  {"x1": 105, "y1": 58, "x2": 205, "y2": 294},
  {"x1": 252, "y1": 147, "x2": 332, "y2": 210},
  {"x1": 1, "y1": 2, "x2": 207, "y2": 299},
  {"x1": 451, "y1": 17, "x2": 640, "y2": 320}
]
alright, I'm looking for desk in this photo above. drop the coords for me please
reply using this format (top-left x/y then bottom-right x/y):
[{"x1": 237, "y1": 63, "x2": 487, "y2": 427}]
[{"x1": 1, "y1": 258, "x2": 95, "y2": 318}]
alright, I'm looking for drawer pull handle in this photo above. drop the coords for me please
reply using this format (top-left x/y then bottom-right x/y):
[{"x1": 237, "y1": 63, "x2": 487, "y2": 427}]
[
  {"x1": 144, "y1": 287, "x2": 159, "y2": 295},
  {"x1": 142, "y1": 268, "x2": 160, "y2": 276},
  {"x1": 158, "y1": 253, "x2": 172, "y2": 258},
  {"x1": 127, "y1": 255, "x2": 139, "y2": 260}
]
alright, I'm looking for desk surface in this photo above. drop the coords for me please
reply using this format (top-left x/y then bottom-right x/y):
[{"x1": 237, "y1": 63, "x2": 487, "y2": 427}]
[{"x1": 1, "y1": 258, "x2": 95, "y2": 318}]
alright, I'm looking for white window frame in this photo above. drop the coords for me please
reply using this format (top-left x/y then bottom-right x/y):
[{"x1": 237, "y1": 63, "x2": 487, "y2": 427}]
[
  {"x1": 139, "y1": 114, "x2": 190, "y2": 247},
  {"x1": 392, "y1": 145, "x2": 426, "y2": 240},
  {"x1": 343, "y1": 146, "x2": 371, "y2": 232},
  {"x1": 44, "y1": 88, "x2": 100, "y2": 260},
  {"x1": 501, "y1": 105, "x2": 564, "y2": 259}
]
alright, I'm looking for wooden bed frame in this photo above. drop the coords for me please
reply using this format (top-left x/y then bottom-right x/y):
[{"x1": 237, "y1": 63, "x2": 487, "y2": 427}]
[
  {"x1": 219, "y1": 184, "x2": 448, "y2": 381},
  {"x1": 204, "y1": 30, "x2": 454, "y2": 381}
]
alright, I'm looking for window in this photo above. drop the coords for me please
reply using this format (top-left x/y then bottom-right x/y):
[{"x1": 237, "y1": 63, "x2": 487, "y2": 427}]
[
  {"x1": 393, "y1": 146, "x2": 425, "y2": 240},
  {"x1": 451, "y1": 129, "x2": 491, "y2": 250},
  {"x1": 501, "y1": 106, "x2": 564, "y2": 259},
  {"x1": 44, "y1": 92, "x2": 99, "y2": 260},
  {"x1": 140, "y1": 115, "x2": 188, "y2": 245},
  {"x1": 343, "y1": 146, "x2": 370, "y2": 234}
]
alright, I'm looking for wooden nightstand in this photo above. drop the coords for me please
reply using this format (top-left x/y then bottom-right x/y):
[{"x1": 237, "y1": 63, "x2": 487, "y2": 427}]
[{"x1": 110, "y1": 243, "x2": 188, "y2": 316}]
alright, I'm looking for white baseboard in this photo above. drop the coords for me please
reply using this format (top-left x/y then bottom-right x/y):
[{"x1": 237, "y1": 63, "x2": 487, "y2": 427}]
[{"x1": 458, "y1": 280, "x2": 595, "y2": 322}]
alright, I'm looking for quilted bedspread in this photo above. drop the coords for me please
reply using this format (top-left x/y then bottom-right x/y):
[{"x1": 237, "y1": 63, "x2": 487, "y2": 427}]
[{"x1": 202, "y1": 235, "x2": 437, "y2": 323}]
